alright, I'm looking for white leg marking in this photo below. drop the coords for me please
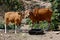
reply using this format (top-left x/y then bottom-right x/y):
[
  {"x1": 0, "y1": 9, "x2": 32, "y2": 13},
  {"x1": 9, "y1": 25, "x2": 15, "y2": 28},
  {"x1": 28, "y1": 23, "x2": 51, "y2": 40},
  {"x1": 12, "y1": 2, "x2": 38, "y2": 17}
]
[
  {"x1": 5, "y1": 24, "x2": 7, "y2": 33},
  {"x1": 15, "y1": 25, "x2": 17, "y2": 34}
]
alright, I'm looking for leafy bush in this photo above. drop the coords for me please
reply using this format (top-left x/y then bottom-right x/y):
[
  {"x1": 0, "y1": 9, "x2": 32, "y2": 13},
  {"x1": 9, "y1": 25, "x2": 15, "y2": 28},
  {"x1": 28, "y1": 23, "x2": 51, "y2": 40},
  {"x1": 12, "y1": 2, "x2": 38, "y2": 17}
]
[
  {"x1": 49, "y1": 0, "x2": 54, "y2": 2},
  {"x1": 51, "y1": 0, "x2": 60, "y2": 30},
  {"x1": 0, "y1": 22, "x2": 15, "y2": 30},
  {"x1": 26, "y1": 18, "x2": 55, "y2": 30},
  {"x1": 26, "y1": 18, "x2": 32, "y2": 25},
  {"x1": 0, "y1": 0, "x2": 25, "y2": 11},
  {"x1": 0, "y1": 23, "x2": 4, "y2": 29},
  {"x1": 55, "y1": 0, "x2": 60, "y2": 3}
]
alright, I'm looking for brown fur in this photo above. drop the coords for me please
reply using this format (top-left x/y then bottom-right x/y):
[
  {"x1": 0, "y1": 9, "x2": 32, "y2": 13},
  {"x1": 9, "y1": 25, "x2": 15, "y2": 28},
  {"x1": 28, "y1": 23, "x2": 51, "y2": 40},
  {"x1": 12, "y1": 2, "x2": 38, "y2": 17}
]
[
  {"x1": 29, "y1": 8, "x2": 52, "y2": 23},
  {"x1": 5, "y1": 12, "x2": 23, "y2": 26}
]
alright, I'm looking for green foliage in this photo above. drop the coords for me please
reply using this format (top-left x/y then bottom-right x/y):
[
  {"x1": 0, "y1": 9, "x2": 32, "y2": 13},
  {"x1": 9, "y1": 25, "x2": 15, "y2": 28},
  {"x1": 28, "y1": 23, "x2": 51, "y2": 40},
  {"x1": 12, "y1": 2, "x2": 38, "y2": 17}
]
[
  {"x1": 0, "y1": 21, "x2": 15, "y2": 29},
  {"x1": 54, "y1": 4, "x2": 60, "y2": 9},
  {"x1": 26, "y1": 18, "x2": 32, "y2": 25},
  {"x1": 55, "y1": 0, "x2": 60, "y2": 3},
  {"x1": 49, "y1": 0, "x2": 54, "y2": 2},
  {"x1": 39, "y1": 21, "x2": 48, "y2": 30},
  {"x1": 0, "y1": 23, "x2": 4, "y2": 29},
  {"x1": 0, "y1": 0, "x2": 60, "y2": 30},
  {"x1": 0, "y1": 0, "x2": 25, "y2": 11},
  {"x1": 8, "y1": 24, "x2": 15, "y2": 30},
  {"x1": 26, "y1": 18, "x2": 55, "y2": 30},
  {"x1": 51, "y1": 0, "x2": 60, "y2": 30}
]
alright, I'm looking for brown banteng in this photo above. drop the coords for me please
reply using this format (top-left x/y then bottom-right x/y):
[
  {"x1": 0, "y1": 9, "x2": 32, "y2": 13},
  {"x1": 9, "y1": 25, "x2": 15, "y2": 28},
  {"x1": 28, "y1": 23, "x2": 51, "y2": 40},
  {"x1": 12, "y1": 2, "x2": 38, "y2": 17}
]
[
  {"x1": 4, "y1": 12, "x2": 24, "y2": 34},
  {"x1": 29, "y1": 8, "x2": 52, "y2": 30}
]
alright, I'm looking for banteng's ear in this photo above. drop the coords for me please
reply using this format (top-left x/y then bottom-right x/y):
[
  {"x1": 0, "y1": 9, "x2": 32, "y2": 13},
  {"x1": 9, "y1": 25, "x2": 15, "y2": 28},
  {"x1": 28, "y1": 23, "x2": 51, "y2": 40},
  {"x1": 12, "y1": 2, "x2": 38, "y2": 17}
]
[
  {"x1": 22, "y1": 13, "x2": 25, "y2": 18},
  {"x1": 29, "y1": 11, "x2": 33, "y2": 15},
  {"x1": 18, "y1": 12, "x2": 22, "y2": 15}
]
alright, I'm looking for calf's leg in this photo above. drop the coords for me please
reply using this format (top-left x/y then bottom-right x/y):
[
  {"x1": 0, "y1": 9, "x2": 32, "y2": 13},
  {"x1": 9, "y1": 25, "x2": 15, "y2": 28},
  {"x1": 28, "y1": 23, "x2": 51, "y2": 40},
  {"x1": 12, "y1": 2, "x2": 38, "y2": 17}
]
[
  {"x1": 5, "y1": 22, "x2": 9, "y2": 33},
  {"x1": 15, "y1": 25, "x2": 17, "y2": 34},
  {"x1": 5, "y1": 24, "x2": 7, "y2": 33}
]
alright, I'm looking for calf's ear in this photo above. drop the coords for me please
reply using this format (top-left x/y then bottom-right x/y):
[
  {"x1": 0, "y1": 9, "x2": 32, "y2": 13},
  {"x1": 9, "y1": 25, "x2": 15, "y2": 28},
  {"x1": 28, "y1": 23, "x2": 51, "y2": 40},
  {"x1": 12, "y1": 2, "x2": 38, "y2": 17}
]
[
  {"x1": 18, "y1": 12, "x2": 22, "y2": 15},
  {"x1": 29, "y1": 12, "x2": 33, "y2": 15}
]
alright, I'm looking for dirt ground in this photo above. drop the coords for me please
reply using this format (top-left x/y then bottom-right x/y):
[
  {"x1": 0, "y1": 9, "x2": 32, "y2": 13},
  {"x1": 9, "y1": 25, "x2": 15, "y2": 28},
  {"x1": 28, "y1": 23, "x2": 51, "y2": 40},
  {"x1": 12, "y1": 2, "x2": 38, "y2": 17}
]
[
  {"x1": 0, "y1": 30, "x2": 60, "y2": 40},
  {"x1": 0, "y1": 25, "x2": 60, "y2": 40}
]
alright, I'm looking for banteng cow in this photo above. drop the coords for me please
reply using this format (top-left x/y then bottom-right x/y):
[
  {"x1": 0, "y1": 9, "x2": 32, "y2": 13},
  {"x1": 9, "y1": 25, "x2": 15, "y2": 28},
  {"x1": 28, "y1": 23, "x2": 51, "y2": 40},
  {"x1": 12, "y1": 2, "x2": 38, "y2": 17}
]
[{"x1": 28, "y1": 8, "x2": 53, "y2": 30}]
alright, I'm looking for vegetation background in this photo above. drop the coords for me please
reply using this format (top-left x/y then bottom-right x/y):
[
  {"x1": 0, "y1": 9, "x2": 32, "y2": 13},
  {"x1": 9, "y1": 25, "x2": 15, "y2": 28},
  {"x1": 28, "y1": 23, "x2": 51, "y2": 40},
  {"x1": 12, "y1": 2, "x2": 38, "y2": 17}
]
[{"x1": 0, "y1": 0, "x2": 60, "y2": 30}]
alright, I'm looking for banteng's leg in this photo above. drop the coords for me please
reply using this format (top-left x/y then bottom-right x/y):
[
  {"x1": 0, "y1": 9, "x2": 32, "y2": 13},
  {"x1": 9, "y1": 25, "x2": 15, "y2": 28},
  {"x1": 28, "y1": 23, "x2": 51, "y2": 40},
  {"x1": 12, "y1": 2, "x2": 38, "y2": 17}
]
[
  {"x1": 15, "y1": 24, "x2": 21, "y2": 32},
  {"x1": 15, "y1": 20, "x2": 18, "y2": 34},
  {"x1": 46, "y1": 21, "x2": 51, "y2": 31},
  {"x1": 5, "y1": 24, "x2": 7, "y2": 33},
  {"x1": 5, "y1": 18, "x2": 9, "y2": 33},
  {"x1": 15, "y1": 25, "x2": 17, "y2": 34},
  {"x1": 36, "y1": 21, "x2": 40, "y2": 29},
  {"x1": 48, "y1": 23, "x2": 51, "y2": 30},
  {"x1": 31, "y1": 22, "x2": 35, "y2": 29},
  {"x1": 45, "y1": 23, "x2": 51, "y2": 31},
  {"x1": 5, "y1": 22, "x2": 9, "y2": 33},
  {"x1": 18, "y1": 25, "x2": 22, "y2": 32},
  {"x1": 45, "y1": 18, "x2": 51, "y2": 31}
]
